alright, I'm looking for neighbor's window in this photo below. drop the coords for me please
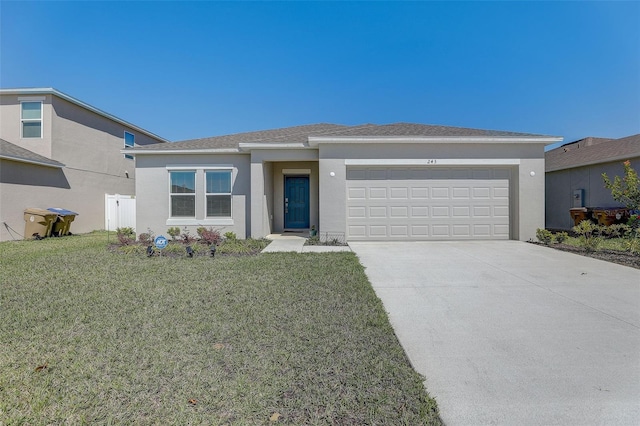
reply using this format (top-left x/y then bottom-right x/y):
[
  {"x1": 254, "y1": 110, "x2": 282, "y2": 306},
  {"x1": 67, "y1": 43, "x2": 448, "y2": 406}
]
[
  {"x1": 21, "y1": 101, "x2": 42, "y2": 138},
  {"x1": 170, "y1": 171, "x2": 196, "y2": 217},
  {"x1": 206, "y1": 170, "x2": 232, "y2": 217},
  {"x1": 124, "y1": 131, "x2": 134, "y2": 159}
]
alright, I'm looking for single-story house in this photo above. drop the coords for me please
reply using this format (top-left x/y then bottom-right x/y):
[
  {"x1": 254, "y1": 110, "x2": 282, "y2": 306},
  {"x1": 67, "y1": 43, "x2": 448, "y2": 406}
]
[
  {"x1": 545, "y1": 134, "x2": 640, "y2": 230},
  {"x1": 0, "y1": 88, "x2": 168, "y2": 241},
  {"x1": 128, "y1": 123, "x2": 561, "y2": 242}
]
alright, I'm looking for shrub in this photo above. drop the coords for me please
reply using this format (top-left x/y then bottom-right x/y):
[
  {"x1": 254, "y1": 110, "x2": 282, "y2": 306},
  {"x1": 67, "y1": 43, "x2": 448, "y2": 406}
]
[
  {"x1": 625, "y1": 229, "x2": 640, "y2": 254},
  {"x1": 606, "y1": 224, "x2": 630, "y2": 239},
  {"x1": 627, "y1": 214, "x2": 640, "y2": 230},
  {"x1": 602, "y1": 160, "x2": 640, "y2": 211},
  {"x1": 572, "y1": 220, "x2": 603, "y2": 252},
  {"x1": 197, "y1": 227, "x2": 221, "y2": 245},
  {"x1": 536, "y1": 228, "x2": 553, "y2": 245},
  {"x1": 137, "y1": 228, "x2": 155, "y2": 245},
  {"x1": 554, "y1": 231, "x2": 568, "y2": 244},
  {"x1": 180, "y1": 228, "x2": 196, "y2": 245},
  {"x1": 224, "y1": 231, "x2": 237, "y2": 240},
  {"x1": 167, "y1": 227, "x2": 181, "y2": 240},
  {"x1": 116, "y1": 227, "x2": 135, "y2": 246}
]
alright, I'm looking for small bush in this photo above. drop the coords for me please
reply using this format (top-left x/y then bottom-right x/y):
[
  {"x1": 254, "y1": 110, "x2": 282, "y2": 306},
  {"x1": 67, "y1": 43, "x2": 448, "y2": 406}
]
[
  {"x1": 606, "y1": 224, "x2": 630, "y2": 239},
  {"x1": 625, "y1": 230, "x2": 640, "y2": 254},
  {"x1": 116, "y1": 227, "x2": 135, "y2": 246},
  {"x1": 572, "y1": 220, "x2": 603, "y2": 252},
  {"x1": 306, "y1": 235, "x2": 320, "y2": 246},
  {"x1": 197, "y1": 227, "x2": 222, "y2": 245},
  {"x1": 627, "y1": 214, "x2": 640, "y2": 230},
  {"x1": 536, "y1": 228, "x2": 553, "y2": 245},
  {"x1": 554, "y1": 231, "x2": 568, "y2": 244},
  {"x1": 224, "y1": 231, "x2": 237, "y2": 241},
  {"x1": 167, "y1": 227, "x2": 181, "y2": 240},
  {"x1": 137, "y1": 228, "x2": 155, "y2": 246},
  {"x1": 180, "y1": 228, "x2": 196, "y2": 245}
]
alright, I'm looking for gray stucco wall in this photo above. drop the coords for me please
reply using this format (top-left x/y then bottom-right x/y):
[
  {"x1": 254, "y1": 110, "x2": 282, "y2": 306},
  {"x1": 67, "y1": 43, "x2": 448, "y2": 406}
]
[
  {"x1": 0, "y1": 94, "x2": 165, "y2": 241},
  {"x1": 317, "y1": 142, "x2": 546, "y2": 242},
  {"x1": 546, "y1": 158, "x2": 639, "y2": 230},
  {"x1": 0, "y1": 94, "x2": 54, "y2": 158},
  {"x1": 135, "y1": 154, "x2": 251, "y2": 238}
]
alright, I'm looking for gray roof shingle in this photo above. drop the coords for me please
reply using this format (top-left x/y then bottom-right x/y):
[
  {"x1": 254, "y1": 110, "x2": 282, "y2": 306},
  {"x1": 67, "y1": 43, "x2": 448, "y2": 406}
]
[
  {"x1": 545, "y1": 134, "x2": 640, "y2": 172},
  {"x1": 0, "y1": 138, "x2": 65, "y2": 168},
  {"x1": 132, "y1": 122, "x2": 552, "y2": 151}
]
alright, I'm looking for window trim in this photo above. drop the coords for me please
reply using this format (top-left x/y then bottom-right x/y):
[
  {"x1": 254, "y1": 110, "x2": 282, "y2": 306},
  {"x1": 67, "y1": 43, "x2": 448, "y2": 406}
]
[
  {"x1": 205, "y1": 169, "x2": 233, "y2": 218},
  {"x1": 20, "y1": 101, "x2": 43, "y2": 139},
  {"x1": 124, "y1": 131, "x2": 135, "y2": 159},
  {"x1": 169, "y1": 170, "x2": 196, "y2": 218}
]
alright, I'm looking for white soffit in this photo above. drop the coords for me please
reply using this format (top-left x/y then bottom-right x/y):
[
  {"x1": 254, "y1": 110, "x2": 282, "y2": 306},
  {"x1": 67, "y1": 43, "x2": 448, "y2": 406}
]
[{"x1": 345, "y1": 159, "x2": 521, "y2": 166}]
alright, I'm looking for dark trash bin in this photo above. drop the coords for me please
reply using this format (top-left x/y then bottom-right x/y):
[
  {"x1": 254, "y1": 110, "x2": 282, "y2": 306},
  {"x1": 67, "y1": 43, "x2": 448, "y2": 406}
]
[
  {"x1": 569, "y1": 207, "x2": 591, "y2": 226},
  {"x1": 591, "y1": 207, "x2": 630, "y2": 227},
  {"x1": 47, "y1": 208, "x2": 79, "y2": 236},
  {"x1": 23, "y1": 208, "x2": 57, "y2": 239}
]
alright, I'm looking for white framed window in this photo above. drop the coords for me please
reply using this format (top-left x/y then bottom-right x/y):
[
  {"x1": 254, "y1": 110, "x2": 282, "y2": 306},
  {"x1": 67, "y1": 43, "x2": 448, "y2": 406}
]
[
  {"x1": 124, "y1": 131, "x2": 135, "y2": 159},
  {"x1": 206, "y1": 170, "x2": 232, "y2": 217},
  {"x1": 170, "y1": 171, "x2": 196, "y2": 217},
  {"x1": 21, "y1": 101, "x2": 42, "y2": 138}
]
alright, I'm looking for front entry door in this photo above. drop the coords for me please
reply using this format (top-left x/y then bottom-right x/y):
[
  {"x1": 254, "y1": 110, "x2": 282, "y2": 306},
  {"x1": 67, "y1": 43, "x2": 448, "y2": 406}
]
[{"x1": 284, "y1": 176, "x2": 309, "y2": 229}]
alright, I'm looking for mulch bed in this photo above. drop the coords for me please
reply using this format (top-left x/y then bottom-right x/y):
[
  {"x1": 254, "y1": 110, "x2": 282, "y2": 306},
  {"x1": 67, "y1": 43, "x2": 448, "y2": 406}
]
[{"x1": 530, "y1": 242, "x2": 640, "y2": 270}]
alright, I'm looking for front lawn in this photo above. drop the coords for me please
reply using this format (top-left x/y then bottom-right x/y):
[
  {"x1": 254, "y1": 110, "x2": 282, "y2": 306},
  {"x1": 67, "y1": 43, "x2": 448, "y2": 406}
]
[{"x1": 0, "y1": 232, "x2": 441, "y2": 425}]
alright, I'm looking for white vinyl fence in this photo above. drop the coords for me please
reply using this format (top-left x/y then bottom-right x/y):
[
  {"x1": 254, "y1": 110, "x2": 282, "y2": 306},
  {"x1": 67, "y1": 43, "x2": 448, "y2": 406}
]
[{"x1": 105, "y1": 194, "x2": 136, "y2": 231}]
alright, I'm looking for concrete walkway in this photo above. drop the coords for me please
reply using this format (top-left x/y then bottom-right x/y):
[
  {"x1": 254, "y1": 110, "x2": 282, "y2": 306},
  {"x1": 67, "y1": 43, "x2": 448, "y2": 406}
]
[
  {"x1": 262, "y1": 233, "x2": 352, "y2": 253},
  {"x1": 350, "y1": 241, "x2": 640, "y2": 426}
]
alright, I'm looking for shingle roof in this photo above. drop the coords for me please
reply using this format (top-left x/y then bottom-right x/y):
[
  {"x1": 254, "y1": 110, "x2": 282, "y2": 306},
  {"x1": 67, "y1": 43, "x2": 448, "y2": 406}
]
[
  {"x1": 317, "y1": 122, "x2": 545, "y2": 138},
  {"x1": 0, "y1": 138, "x2": 65, "y2": 168},
  {"x1": 545, "y1": 134, "x2": 640, "y2": 172},
  {"x1": 132, "y1": 122, "x2": 552, "y2": 151}
]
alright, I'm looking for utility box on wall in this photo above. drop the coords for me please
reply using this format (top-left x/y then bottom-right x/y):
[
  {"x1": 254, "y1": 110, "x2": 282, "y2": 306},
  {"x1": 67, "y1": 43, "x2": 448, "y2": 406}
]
[{"x1": 572, "y1": 189, "x2": 584, "y2": 208}]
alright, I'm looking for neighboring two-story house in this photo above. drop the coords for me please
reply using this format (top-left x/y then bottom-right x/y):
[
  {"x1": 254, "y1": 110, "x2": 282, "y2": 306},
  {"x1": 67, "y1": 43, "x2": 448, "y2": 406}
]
[{"x1": 0, "y1": 88, "x2": 168, "y2": 241}]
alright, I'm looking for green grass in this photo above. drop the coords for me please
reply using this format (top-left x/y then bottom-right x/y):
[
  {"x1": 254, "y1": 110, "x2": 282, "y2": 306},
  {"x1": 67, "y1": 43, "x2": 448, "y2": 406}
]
[
  {"x1": 560, "y1": 235, "x2": 638, "y2": 252},
  {"x1": 0, "y1": 232, "x2": 441, "y2": 425}
]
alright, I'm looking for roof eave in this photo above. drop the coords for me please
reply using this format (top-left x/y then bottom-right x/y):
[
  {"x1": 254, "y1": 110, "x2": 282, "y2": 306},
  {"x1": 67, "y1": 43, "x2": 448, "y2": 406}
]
[
  {"x1": 238, "y1": 142, "x2": 310, "y2": 150},
  {"x1": 546, "y1": 154, "x2": 640, "y2": 173},
  {"x1": 122, "y1": 148, "x2": 243, "y2": 155},
  {"x1": 0, "y1": 154, "x2": 65, "y2": 168}
]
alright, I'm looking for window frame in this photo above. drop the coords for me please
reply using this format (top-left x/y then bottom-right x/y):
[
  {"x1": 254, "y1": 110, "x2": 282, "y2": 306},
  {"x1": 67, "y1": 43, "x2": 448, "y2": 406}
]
[
  {"x1": 169, "y1": 170, "x2": 197, "y2": 218},
  {"x1": 124, "y1": 131, "x2": 135, "y2": 159},
  {"x1": 21, "y1": 101, "x2": 43, "y2": 138},
  {"x1": 205, "y1": 169, "x2": 233, "y2": 218}
]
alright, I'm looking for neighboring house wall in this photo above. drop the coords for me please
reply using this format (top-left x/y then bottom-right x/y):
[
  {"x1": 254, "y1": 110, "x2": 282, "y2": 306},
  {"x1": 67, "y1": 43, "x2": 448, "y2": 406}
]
[
  {"x1": 546, "y1": 158, "x2": 639, "y2": 230},
  {"x1": 0, "y1": 89, "x2": 166, "y2": 241}
]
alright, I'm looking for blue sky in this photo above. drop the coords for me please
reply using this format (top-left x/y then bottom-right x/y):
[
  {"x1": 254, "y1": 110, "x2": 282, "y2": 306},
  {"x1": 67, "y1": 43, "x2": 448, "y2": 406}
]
[{"x1": 2, "y1": 1, "x2": 639, "y2": 148}]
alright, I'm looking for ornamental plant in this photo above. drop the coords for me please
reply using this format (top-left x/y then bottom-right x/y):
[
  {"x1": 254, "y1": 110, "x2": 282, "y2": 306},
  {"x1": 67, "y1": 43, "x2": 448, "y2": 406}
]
[{"x1": 602, "y1": 160, "x2": 640, "y2": 211}]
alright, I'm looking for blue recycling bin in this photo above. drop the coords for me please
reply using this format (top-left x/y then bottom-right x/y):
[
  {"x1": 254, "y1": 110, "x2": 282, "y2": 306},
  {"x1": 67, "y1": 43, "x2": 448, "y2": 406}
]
[{"x1": 47, "y1": 208, "x2": 79, "y2": 236}]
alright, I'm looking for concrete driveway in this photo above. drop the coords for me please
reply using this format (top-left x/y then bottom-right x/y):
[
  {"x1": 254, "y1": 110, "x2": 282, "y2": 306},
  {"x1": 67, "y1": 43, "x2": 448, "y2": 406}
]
[{"x1": 350, "y1": 241, "x2": 640, "y2": 426}]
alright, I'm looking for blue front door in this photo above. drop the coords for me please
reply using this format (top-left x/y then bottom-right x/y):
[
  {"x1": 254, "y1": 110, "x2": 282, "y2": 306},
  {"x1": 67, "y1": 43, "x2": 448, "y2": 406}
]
[{"x1": 284, "y1": 176, "x2": 310, "y2": 229}]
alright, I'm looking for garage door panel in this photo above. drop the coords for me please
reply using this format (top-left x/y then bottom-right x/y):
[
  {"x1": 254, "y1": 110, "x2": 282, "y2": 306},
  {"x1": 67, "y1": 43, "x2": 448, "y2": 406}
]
[
  {"x1": 390, "y1": 206, "x2": 408, "y2": 218},
  {"x1": 369, "y1": 188, "x2": 387, "y2": 198},
  {"x1": 411, "y1": 187, "x2": 429, "y2": 199},
  {"x1": 411, "y1": 206, "x2": 429, "y2": 217},
  {"x1": 346, "y1": 167, "x2": 510, "y2": 240},
  {"x1": 390, "y1": 187, "x2": 409, "y2": 199}
]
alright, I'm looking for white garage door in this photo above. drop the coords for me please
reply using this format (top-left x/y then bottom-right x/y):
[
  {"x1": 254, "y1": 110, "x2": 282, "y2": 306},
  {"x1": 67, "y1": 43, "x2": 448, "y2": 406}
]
[{"x1": 346, "y1": 167, "x2": 510, "y2": 240}]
